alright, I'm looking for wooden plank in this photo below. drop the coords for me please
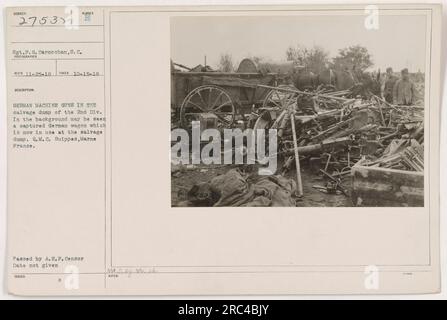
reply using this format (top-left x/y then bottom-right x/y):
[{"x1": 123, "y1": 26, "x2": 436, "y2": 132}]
[{"x1": 351, "y1": 165, "x2": 424, "y2": 207}]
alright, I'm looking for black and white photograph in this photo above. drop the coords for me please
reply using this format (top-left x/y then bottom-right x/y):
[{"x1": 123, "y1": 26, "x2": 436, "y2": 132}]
[{"x1": 170, "y1": 13, "x2": 426, "y2": 208}]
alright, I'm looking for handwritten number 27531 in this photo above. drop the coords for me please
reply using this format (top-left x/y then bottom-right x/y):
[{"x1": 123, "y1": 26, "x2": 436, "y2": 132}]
[{"x1": 18, "y1": 16, "x2": 66, "y2": 26}]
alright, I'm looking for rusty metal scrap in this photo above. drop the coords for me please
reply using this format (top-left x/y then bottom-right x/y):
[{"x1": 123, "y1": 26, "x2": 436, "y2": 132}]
[
  {"x1": 267, "y1": 86, "x2": 425, "y2": 173},
  {"x1": 257, "y1": 84, "x2": 426, "y2": 204}
]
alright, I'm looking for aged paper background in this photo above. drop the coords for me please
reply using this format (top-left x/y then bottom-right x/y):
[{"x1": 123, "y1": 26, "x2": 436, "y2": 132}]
[{"x1": 3, "y1": 3, "x2": 442, "y2": 296}]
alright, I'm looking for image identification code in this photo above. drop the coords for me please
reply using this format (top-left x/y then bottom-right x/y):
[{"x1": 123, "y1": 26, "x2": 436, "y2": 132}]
[{"x1": 178, "y1": 304, "x2": 269, "y2": 317}]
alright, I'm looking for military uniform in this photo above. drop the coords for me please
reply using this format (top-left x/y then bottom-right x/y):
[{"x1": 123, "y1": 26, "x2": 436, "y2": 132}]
[
  {"x1": 383, "y1": 75, "x2": 398, "y2": 103},
  {"x1": 393, "y1": 79, "x2": 417, "y2": 105}
]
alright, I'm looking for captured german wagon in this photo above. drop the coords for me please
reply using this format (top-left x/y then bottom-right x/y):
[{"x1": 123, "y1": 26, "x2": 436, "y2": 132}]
[{"x1": 171, "y1": 58, "x2": 287, "y2": 129}]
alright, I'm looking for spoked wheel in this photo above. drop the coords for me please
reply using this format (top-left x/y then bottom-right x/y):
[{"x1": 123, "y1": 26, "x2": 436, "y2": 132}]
[
  {"x1": 180, "y1": 85, "x2": 236, "y2": 129},
  {"x1": 253, "y1": 85, "x2": 298, "y2": 130},
  {"x1": 262, "y1": 85, "x2": 299, "y2": 110}
]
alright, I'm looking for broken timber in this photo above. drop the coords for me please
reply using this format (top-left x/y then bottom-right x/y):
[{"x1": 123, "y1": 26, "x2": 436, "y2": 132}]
[{"x1": 351, "y1": 163, "x2": 424, "y2": 207}]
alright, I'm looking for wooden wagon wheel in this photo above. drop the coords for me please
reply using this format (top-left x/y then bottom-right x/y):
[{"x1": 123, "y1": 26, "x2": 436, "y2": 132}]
[
  {"x1": 262, "y1": 85, "x2": 299, "y2": 110},
  {"x1": 179, "y1": 85, "x2": 236, "y2": 129},
  {"x1": 253, "y1": 85, "x2": 299, "y2": 130}
]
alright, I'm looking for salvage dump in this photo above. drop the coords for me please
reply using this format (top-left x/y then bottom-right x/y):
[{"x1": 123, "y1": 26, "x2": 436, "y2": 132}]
[{"x1": 171, "y1": 58, "x2": 424, "y2": 207}]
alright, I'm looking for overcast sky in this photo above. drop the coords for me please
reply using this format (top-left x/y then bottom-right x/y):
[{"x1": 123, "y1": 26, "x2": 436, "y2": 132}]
[{"x1": 171, "y1": 14, "x2": 427, "y2": 72}]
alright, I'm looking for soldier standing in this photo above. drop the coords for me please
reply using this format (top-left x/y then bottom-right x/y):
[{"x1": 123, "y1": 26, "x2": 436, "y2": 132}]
[
  {"x1": 393, "y1": 68, "x2": 417, "y2": 105},
  {"x1": 382, "y1": 67, "x2": 398, "y2": 103}
]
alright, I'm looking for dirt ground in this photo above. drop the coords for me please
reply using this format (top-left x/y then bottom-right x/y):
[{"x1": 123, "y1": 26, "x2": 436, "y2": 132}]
[{"x1": 171, "y1": 163, "x2": 353, "y2": 207}]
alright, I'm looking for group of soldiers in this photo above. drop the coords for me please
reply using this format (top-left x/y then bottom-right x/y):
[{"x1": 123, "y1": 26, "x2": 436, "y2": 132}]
[{"x1": 382, "y1": 67, "x2": 419, "y2": 105}]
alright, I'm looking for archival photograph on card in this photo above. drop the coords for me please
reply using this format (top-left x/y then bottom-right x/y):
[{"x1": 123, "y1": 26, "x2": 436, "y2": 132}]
[{"x1": 170, "y1": 14, "x2": 427, "y2": 208}]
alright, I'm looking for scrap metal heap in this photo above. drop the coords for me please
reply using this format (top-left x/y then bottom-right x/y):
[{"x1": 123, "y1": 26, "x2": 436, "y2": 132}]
[
  {"x1": 247, "y1": 84, "x2": 424, "y2": 205},
  {"x1": 172, "y1": 83, "x2": 425, "y2": 207},
  {"x1": 249, "y1": 85, "x2": 423, "y2": 166}
]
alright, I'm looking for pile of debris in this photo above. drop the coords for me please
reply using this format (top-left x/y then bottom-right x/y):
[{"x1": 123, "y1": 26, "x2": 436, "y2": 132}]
[
  {"x1": 360, "y1": 139, "x2": 424, "y2": 172},
  {"x1": 250, "y1": 85, "x2": 425, "y2": 205},
  {"x1": 263, "y1": 87, "x2": 424, "y2": 169},
  {"x1": 172, "y1": 83, "x2": 425, "y2": 207}
]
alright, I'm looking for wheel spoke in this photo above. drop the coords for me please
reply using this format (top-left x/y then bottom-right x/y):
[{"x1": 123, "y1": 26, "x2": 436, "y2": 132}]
[
  {"x1": 180, "y1": 85, "x2": 235, "y2": 129},
  {"x1": 212, "y1": 101, "x2": 232, "y2": 111},
  {"x1": 197, "y1": 91, "x2": 208, "y2": 110},
  {"x1": 269, "y1": 90, "x2": 297, "y2": 109},
  {"x1": 267, "y1": 97, "x2": 281, "y2": 108},
  {"x1": 186, "y1": 100, "x2": 207, "y2": 113},
  {"x1": 274, "y1": 91, "x2": 285, "y2": 106},
  {"x1": 210, "y1": 92, "x2": 224, "y2": 110},
  {"x1": 208, "y1": 87, "x2": 212, "y2": 106}
]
